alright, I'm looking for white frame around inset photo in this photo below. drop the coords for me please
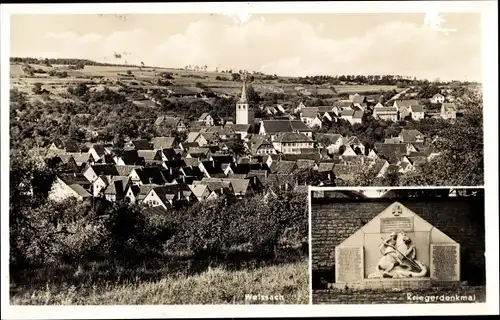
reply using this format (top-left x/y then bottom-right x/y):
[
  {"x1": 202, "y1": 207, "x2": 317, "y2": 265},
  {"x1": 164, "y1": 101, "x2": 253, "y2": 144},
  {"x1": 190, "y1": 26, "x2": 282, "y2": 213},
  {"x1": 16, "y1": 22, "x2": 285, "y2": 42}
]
[{"x1": 308, "y1": 186, "x2": 493, "y2": 310}]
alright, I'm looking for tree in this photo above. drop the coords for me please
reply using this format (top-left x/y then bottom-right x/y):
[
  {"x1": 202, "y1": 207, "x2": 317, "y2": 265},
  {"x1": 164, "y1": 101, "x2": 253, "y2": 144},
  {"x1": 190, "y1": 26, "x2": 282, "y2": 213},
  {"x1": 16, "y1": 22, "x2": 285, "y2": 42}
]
[
  {"x1": 231, "y1": 73, "x2": 241, "y2": 82},
  {"x1": 32, "y1": 83, "x2": 43, "y2": 95},
  {"x1": 246, "y1": 85, "x2": 261, "y2": 105},
  {"x1": 126, "y1": 70, "x2": 132, "y2": 75},
  {"x1": 73, "y1": 83, "x2": 89, "y2": 97},
  {"x1": 227, "y1": 138, "x2": 247, "y2": 159},
  {"x1": 68, "y1": 122, "x2": 85, "y2": 142},
  {"x1": 76, "y1": 61, "x2": 85, "y2": 70},
  {"x1": 296, "y1": 168, "x2": 327, "y2": 186}
]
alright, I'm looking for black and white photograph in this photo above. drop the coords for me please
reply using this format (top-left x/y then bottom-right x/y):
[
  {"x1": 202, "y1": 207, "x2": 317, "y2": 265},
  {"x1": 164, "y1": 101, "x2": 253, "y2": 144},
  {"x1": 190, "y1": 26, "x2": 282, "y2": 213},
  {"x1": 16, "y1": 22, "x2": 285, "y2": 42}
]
[
  {"x1": 310, "y1": 187, "x2": 486, "y2": 304},
  {"x1": 1, "y1": 1, "x2": 498, "y2": 318}
]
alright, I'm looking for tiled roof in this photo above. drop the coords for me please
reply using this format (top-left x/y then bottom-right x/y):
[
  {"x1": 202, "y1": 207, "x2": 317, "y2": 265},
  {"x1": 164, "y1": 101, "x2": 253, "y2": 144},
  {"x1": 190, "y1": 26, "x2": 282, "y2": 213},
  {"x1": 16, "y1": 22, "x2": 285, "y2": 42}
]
[
  {"x1": 275, "y1": 132, "x2": 313, "y2": 143},
  {"x1": 410, "y1": 105, "x2": 424, "y2": 113},
  {"x1": 261, "y1": 120, "x2": 311, "y2": 133},
  {"x1": 130, "y1": 139, "x2": 153, "y2": 150},
  {"x1": 400, "y1": 129, "x2": 424, "y2": 142},
  {"x1": 151, "y1": 137, "x2": 176, "y2": 150},
  {"x1": 300, "y1": 107, "x2": 319, "y2": 118},
  {"x1": 316, "y1": 133, "x2": 343, "y2": 146},
  {"x1": 68, "y1": 184, "x2": 92, "y2": 198}
]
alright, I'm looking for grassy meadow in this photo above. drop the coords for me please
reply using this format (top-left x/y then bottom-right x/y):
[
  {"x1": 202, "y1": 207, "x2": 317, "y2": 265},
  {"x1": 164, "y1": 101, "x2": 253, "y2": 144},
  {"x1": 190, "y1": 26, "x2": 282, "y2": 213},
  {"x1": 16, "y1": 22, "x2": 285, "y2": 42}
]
[
  {"x1": 10, "y1": 62, "x2": 402, "y2": 101},
  {"x1": 10, "y1": 260, "x2": 309, "y2": 305}
]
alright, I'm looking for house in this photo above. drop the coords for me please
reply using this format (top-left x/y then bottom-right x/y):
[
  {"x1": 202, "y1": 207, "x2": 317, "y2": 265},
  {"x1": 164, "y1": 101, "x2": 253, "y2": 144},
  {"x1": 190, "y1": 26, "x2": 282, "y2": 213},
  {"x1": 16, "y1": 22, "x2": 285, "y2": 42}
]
[
  {"x1": 83, "y1": 164, "x2": 119, "y2": 184},
  {"x1": 373, "y1": 143, "x2": 415, "y2": 164},
  {"x1": 367, "y1": 149, "x2": 378, "y2": 159},
  {"x1": 197, "y1": 131, "x2": 219, "y2": 146},
  {"x1": 373, "y1": 106, "x2": 398, "y2": 121},
  {"x1": 264, "y1": 106, "x2": 278, "y2": 115},
  {"x1": 334, "y1": 100, "x2": 354, "y2": 111},
  {"x1": 410, "y1": 105, "x2": 425, "y2": 120},
  {"x1": 158, "y1": 148, "x2": 182, "y2": 162},
  {"x1": 248, "y1": 135, "x2": 277, "y2": 155},
  {"x1": 142, "y1": 184, "x2": 195, "y2": 209},
  {"x1": 225, "y1": 124, "x2": 252, "y2": 140},
  {"x1": 68, "y1": 152, "x2": 92, "y2": 167},
  {"x1": 295, "y1": 101, "x2": 307, "y2": 113},
  {"x1": 199, "y1": 160, "x2": 226, "y2": 178},
  {"x1": 154, "y1": 116, "x2": 187, "y2": 132},
  {"x1": 48, "y1": 174, "x2": 92, "y2": 202},
  {"x1": 198, "y1": 113, "x2": 214, "y2": 126},
  {"x1": 322, "y1": 111, "x2": 337, "y2": 123},
  {"x1": 315, "y1": 133, "x2": 344, "y2": 154},
  {"x1": 138, "y1": 150, "x2": 162, "y2": 165},
  {"x1": 341, "y1": 145, "x2": 357, "y2": 156},
  {"x1": 393, "y1": 100, "x2": 420, "y2": 119},
  {"x1": 200, "y1": 177, "x2": 255, "y2": 198},
  {"x1": 51, "y1": 154, "x2": 80, "y2": 173},
  {"x1": 272, "y1": 133, "x2": 314, "y2": 154},
  {"x1": 345, "y1": 136, "x2": 365, "y2": 155},
  {"x1": 129, "y1": 167, "x2": 171, "y2": 186},
  {"x1": 113, "y1": 149, "x2": 143, "y2": 166},
  {"x1": 441, "y1": 103, "x2": 457, "y2": 120},
  {"x1": 276, "y1": 104, "x2": 286, "y2": 113},
  {"x1": 270, "y1": 160, "x2": 298, "y2": 175},
  {"x1": 430, "y1": 93, "x2": 445, "y2": 104},
  {"x1": 103, "y1": 176, "x2": 129, "y2": 202},
  {"x1": 317, "y1": 161, "x2": 335, "y2": 173},
  {"x1": 124, "y1": 185, "x2": 154, "y2": 204},
  {"x1": 399, "y1": 129, "x2": 425, "y2": 143},
  {"x1": 332, "y1": 164, "x2": 362, "y2": 182},
  {"x1": 349, "y1": 93, "x2": 366, "y2": 105},
  {"x1": 371, "y1": 159, "x2": 390, "y2": 178},
  {"x1": 339, "y1": 109, "x2": 363, "y2": 125},
  {"x1": 188, "y1": 184, "x2": 212, "y2": 202},
  {"x1": 180, "y1": 165, "x2": 204, "y2": 180},
  {"x1": 259, "y1": 120, "x2": 313, "y2": 140},
  {"x1": 186, "y1": 147, "x2": 211, "y2": 160},
  {"x1": 300, "y1": 107, "x2": 319, "y2": 127},
  {"x1": 151, "y1": 136, "x2": 176, "y2": 150},
  {"x1": 125, "y1": 139, "x2": 153, "y2": 151},
  {"x1": 88, "y1": 144, "x2": 113, "y2": 162},
  {"x1": 49, "y1": 139, "x2": 80, "y2": 153},
  {"x1": 399, "y1": 161, "x2": 415, "y2": 174},
  {"x1": 310, "y1": 116, "x2": 324, "y2": 128},
  {"x1": 296, "y1": 159, "x2": 317, "y2": 171}
]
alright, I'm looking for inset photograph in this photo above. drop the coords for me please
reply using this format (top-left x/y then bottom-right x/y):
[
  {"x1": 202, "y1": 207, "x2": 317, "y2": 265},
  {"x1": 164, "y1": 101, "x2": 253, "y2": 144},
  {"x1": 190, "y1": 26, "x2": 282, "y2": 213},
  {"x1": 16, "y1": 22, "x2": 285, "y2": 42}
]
[{"x1": 310, "y1": 187, "x2": 486, "y2": 304}]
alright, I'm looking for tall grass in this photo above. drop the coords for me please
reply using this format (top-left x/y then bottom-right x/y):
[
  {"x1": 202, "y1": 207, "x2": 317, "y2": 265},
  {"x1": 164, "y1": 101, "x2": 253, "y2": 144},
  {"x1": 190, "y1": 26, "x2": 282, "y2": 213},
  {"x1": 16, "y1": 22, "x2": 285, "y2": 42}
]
[{"x1": 11, "y1": 260, "x2": 308, "y2": 305}]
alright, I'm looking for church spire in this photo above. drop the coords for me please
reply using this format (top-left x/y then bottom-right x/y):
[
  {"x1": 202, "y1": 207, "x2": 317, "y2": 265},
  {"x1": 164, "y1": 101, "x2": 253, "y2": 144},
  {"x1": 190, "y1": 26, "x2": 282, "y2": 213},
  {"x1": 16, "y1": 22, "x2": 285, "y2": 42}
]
[{"x1": 239, "y1": 71, "x2": 248, "y2": 103}]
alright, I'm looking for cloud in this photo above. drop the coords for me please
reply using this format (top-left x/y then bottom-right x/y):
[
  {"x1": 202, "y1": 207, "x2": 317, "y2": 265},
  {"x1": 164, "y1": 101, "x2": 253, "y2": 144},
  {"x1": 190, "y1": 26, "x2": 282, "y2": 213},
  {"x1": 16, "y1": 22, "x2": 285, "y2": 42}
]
[
  {"x1": 35, "y1": 17, "x2": 480, "y2": 81},
  {"x1": 424, "y1": 12, "x2": 457, "y2": 35},
  {"x1": 154, "y1": 18, "x2": 480, "y2": 81}
]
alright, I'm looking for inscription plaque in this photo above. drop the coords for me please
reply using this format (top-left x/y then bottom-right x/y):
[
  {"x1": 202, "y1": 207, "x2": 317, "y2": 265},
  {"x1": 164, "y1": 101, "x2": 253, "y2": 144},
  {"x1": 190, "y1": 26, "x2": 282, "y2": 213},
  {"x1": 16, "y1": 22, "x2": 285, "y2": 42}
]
[
  {"x1": 336, "y1": 246, "x2": 364, "y2": 283},
  {"x1": 380, "y1": 217, "x2": 414, "y2": 233},
  {"x1": 430, "y1": 244, "x2": 460, "y2": 281}
]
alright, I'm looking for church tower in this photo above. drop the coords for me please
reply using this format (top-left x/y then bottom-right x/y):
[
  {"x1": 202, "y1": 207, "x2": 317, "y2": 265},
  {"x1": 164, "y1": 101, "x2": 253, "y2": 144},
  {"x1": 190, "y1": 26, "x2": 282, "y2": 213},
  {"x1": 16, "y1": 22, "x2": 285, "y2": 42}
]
[{"x1": 236, "y1": 72, "x2": 253, "y2": 125}]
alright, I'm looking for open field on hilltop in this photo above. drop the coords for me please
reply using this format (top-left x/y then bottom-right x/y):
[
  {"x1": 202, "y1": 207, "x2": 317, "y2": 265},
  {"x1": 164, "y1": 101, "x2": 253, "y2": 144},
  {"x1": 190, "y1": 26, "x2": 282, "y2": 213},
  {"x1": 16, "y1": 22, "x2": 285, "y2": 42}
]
[
  {"x1": 333, "y1": 84, "x2": 400, "y2": 93},
  {"x1": 10, "y1": 62, "x2": 405, "y2": 100},
  {"x1": 10, "y1": 260, "x2": 308, "y2": 305}
]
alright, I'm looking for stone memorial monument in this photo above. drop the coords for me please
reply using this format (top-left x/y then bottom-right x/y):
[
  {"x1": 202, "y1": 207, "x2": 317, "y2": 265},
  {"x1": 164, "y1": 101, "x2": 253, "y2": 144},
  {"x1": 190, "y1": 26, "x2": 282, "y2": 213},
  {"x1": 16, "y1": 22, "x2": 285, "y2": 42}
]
[{"x1": 331, "y1": 202, "x2": 460, "y2": 289}]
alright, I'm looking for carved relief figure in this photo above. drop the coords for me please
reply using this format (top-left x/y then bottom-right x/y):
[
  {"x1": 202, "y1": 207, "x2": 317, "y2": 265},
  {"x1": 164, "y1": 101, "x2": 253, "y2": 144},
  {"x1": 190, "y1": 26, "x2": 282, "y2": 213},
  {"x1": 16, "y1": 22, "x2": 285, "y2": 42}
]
[{"x1": 368, "y1": 232, "x2": 428, "y2": 278}]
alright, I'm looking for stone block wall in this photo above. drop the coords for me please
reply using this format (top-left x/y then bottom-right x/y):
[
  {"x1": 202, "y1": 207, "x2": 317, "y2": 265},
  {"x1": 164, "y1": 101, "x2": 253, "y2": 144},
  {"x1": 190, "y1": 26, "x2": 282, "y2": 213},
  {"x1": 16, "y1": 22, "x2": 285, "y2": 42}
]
[{"x1": 311, "y1": 197, "x2": 485, "y2": 289}]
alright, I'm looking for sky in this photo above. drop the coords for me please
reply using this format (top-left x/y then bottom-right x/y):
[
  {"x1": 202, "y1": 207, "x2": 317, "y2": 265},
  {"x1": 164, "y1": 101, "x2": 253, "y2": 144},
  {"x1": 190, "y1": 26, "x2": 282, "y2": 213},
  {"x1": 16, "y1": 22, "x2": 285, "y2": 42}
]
[{"x1": 10, "y1": 13, "x2": 482, "y2": 81}]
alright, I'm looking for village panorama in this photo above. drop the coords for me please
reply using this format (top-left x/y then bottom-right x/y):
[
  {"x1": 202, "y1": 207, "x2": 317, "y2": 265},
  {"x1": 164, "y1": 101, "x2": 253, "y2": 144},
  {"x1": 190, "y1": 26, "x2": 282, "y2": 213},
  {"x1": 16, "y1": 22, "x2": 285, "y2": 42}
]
[{"x1": 9, "y1": 57, "x2": 483, "y2": 304}]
